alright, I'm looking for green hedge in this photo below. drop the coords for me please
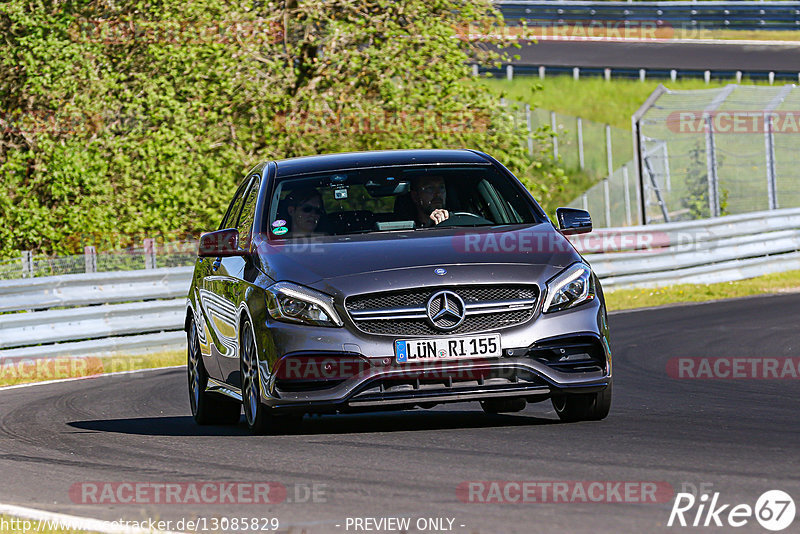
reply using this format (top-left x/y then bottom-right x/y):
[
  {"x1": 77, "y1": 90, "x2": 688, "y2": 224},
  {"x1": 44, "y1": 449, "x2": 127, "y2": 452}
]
[{"x1": 0, "y1": 0, "x2": 566, "y2": 260}]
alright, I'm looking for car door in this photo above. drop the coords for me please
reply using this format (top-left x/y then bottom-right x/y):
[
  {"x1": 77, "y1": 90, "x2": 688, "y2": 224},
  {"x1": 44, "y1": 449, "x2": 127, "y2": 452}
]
[
  {"x1": 196, "y1": 177, "x2": 252, "y2": 380},
  {"x1": 216, "y1": 174, "x2": 262, "y2": 385}
]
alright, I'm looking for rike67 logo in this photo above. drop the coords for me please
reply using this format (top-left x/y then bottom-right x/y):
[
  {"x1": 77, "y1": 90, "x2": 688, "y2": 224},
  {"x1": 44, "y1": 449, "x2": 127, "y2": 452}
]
[{"x1": 668, "y1": 490, "x2": 795, "y2": 531}]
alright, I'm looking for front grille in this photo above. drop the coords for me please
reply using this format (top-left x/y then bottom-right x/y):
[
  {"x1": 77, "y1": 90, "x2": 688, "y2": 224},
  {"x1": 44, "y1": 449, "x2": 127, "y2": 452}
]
[{"x1": 345, "y1": 285, "x2": 538, "y2": 336}]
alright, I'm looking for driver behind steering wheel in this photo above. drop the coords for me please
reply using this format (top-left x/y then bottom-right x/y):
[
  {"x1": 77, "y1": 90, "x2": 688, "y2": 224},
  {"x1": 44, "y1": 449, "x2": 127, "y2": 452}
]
[{"x1": 410, "y1": 175, "x2": 450, "y2": 227}]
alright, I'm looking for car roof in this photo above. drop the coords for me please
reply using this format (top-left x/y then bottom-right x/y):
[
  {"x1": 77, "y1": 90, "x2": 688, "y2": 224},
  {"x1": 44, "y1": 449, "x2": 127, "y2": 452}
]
[{"x1": 272, "y1": 149, "x2": 491, "y2": 178}]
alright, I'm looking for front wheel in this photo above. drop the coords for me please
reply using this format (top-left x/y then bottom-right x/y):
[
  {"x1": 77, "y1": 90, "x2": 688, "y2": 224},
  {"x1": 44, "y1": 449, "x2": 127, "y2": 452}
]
[
  {"x1": 240, "y1": 320, "x2": 272, "y2": 434},
  {"x1": 551, "y1": 380, "x2": 612, "y2": 422},
  {"x1": 188, "y1": 320, "x2": 241, "y2": 425}
]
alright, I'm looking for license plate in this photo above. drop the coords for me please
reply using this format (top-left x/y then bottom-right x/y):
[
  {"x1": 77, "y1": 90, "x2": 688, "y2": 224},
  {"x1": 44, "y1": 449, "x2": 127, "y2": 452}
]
[{"x1": 395, "y1": 334, "x2": 501, "y2": 363}]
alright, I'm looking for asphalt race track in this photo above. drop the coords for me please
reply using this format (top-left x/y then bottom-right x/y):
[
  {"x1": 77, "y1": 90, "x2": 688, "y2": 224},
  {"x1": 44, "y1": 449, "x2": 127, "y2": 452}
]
[
  {"x1": 0, "y1": 294, "x2": 798, "y2": 533},
  {"x1": 505, "y1": 40, "x2": 800, "y2": 72}
]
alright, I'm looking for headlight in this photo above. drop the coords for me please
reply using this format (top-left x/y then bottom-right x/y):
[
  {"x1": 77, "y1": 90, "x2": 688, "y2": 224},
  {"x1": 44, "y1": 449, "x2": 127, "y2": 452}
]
[
  {"x1": 265, "y1": 282, "x2": 343, "y2": 327},
  {"x1": 542, "y1": 263, "x2": 595, "y2": 313}
]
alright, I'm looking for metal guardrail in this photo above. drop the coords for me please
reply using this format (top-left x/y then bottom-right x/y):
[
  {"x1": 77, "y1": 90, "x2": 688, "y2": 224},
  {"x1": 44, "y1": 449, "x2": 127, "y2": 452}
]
[
  {"x1": 576, "y1": 207, "x2": 800, "y2": 288},
  {"x1": 0, "y1": 267, "x2": 193, "y2": 360},
  {"x1": 1, "y1": 208, "x2": 798, "y2": 359},
  {"x1": 0, "y1": 266, "x2": 193, "y2": 312},
  {"x1": 497, "y1": 1, "x2": 800, "y2": 31}
]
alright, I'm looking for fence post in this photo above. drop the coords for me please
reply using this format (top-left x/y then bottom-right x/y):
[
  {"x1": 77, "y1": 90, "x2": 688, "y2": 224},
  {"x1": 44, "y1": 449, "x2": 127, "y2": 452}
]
[
  {"x1": 525, "y1": 104, "x2": 534, "y2": 157},
  {"x1": 143, "y1": 238, "x2": 157, "y2": 269},
  {"x1": 603, "y1": 179, "x2": 612, "y2": 227},
  {"x1": 623, "y1": 165, "x2": 632, "y2": 226},
  {"x1": 763, "y1": 84, "x2": 792, "y2": 210},
  {"x1": 704, "y1": 115, "x2": 720, "y2": 217},
  {"x1": 582, "y1": 193, "x2": 588, "y2": 212},
  {"x1": 765, "y1": 114, "x2": 777, "y2": 209},
  {"x1": 21, "y1": 250, "x2": 33, "y2": 278},
  {"x1": 550, "y1": 111, "x2": 559, "y2": 160},
  {"x1": 84, "y1": 246, "x2": 97, "y2": 273},
  {"x1": 577, "y1": 117, "x2": 585, "y2": 170},
  {"x1": 605, "y1": 124, "x2": 613, "y2": 177}
]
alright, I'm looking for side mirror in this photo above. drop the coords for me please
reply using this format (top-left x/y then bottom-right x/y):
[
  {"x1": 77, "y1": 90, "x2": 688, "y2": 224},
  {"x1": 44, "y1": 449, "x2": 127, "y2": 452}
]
[
  {"x1": 198, "y1": 228, "x2": 247, "y2": 257},
  {"x1": 556, "y1": 207, "x2": 592, "y2": 235}
]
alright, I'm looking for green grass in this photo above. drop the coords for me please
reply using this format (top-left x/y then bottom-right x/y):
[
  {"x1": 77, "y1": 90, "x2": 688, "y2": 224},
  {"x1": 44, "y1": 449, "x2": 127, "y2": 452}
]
[
  {"x1": 0, "y1": 350, "x2": 184, "y2": 388},
  {"x1": 484, "y1": 76, "x2": 777, "y2": 129},
  {"x1": 605, "y1": 269, "x2": 800, "y2": 311}
]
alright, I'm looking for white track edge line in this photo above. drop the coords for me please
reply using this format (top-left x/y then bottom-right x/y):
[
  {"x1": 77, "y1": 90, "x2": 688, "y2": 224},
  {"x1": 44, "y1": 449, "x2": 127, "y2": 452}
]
[
  {"x1": 0, "y1": 366, "x2": 183, "y2": 393},
  {"x1": 0, "y1": 502, "x2": 184, "y2": 534}
]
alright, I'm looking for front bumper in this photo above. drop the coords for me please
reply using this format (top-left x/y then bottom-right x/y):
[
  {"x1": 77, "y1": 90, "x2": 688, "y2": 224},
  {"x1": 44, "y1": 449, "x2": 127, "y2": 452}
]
[{"x1": 262, "y1": 332, "x2": 610, "y2": 413}]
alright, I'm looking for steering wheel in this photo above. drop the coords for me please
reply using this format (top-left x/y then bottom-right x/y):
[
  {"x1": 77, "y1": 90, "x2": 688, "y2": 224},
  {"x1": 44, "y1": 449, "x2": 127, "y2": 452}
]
[{"x1": 435, "y1": 211, "x2": 493, "y2": 227}]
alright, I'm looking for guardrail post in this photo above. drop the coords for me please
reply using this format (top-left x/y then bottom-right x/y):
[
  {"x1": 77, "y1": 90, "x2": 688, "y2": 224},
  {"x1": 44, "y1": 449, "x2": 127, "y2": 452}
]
[
  {"x1": 472, "y1": 64, "x2": 479, "y2": 77},
  {"x1": 670, "y1": 70, "x2": 677, "y2": 82},
  {"x1": 506, "y1": 64, "x2": 514, "y2": 81},
  {"x1": 573, "y1": 67, "x2": 580, "y2": 80},
  {"x1": 577, "y1": 117, "x2": 585, "y2": 170},
  {"x1": 538, "y1": 66, "x2": 545, "y2": 79},
  {"x1": 143, "y1": 238, "x2": 157, "y2": 269},
  {"x1": 550, "y1": 111, "x2": 558, "y2": 160},
  {"x1": 21, "y1": 250, "x2": 33, "y2": 278},
  {"x1": 639, "y1": 69, "x2": 646, "y2": 82},
  {"x1": 84, "y1": 246, "x2": 97, "y2": 273},
  {"x1": 604, "y1": 68, "x2": 611, "y2": 82}
]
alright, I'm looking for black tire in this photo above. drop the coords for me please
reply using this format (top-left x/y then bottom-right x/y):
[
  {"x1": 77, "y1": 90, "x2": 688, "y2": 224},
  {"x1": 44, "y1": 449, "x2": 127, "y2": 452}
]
[
  {"x1": 551, "y1": 380, "x2": 613, "y2": 422},
  {"x1": 240, "y1": 320, "x2": 275, "y2": 434},
  {"x1": 188, "y1": 320, "x2": 241, "y2": 425},
  {"x1": 480, "y1": 397, "x2": 527, "y2": 414}
]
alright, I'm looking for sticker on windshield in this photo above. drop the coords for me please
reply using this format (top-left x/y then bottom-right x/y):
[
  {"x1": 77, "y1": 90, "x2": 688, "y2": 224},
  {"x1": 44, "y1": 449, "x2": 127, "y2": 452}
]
[
  {"x1": 272, "y1": 219, "x2": 287, "y2": 227},
  {"x1": 272, "y1": 226, "x2": 288, "y2": 236},
  {"x1": 335, "y1": 188, "x2": 348, "y2": 199}
]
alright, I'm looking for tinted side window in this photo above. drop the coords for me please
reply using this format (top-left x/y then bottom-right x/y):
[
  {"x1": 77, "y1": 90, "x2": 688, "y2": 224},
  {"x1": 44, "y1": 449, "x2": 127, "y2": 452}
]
[
  {"x1": 219, "y1": 178, "x2": 252, "y2": 230},
  {"x1": 236, "y1": 179, "x2": 260, "y2": 249}
]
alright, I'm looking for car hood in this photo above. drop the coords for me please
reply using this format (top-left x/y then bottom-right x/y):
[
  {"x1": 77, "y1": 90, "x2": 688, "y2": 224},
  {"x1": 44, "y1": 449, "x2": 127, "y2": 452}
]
[{"x1": 255, "y1": 223, "x2": 582, "y2": 292}]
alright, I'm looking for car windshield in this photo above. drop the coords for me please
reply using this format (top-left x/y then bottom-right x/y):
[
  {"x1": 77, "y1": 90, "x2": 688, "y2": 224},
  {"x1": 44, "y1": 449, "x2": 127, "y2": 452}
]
[{"x1": 264, "y1": 164, "x2": 544, "y2": 238}]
